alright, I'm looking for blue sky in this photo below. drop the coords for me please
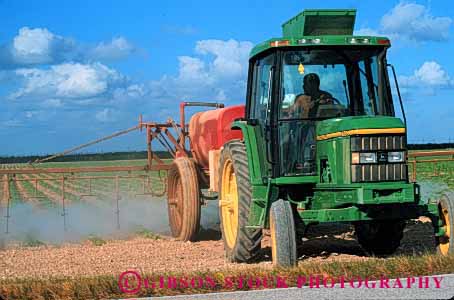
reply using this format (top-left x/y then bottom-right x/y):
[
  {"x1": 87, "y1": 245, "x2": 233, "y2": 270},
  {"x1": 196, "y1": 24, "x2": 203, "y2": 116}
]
[{"x1": 0, "y1": 0, "x2": 453, "y2": 155}]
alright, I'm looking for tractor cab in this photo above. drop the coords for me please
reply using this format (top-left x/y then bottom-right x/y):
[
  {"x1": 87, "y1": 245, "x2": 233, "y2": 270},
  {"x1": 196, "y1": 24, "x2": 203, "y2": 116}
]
[{"x1": 246, "y1": 9, "x2": 404, "y2": 180}]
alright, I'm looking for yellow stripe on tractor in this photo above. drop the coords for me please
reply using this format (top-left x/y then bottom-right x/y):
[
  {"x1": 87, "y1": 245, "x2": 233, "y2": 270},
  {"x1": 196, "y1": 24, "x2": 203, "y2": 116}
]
[{"x1": 316, "y1": 128, "x2": 406, "y2": 141}]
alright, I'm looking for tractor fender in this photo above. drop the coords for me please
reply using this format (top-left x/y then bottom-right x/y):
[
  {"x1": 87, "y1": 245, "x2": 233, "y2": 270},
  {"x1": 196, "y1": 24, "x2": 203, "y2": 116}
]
[
  {"x1": 231, "y1": 120, "x2": 262, "y2": 185},
  {"x1": 231, "y1": 120, "x2": 277, "y2": 228}
]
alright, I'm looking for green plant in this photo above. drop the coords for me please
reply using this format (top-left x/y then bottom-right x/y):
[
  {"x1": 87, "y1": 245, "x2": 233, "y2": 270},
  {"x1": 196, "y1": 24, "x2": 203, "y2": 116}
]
[
  {"x1": 22, "y1": 234, "x2": 45, "y2": 247},
  {"x1": 135, "y1": 226, "x2": 161, "y2": 240},
  {"x1": 87, "y1": 234, "x2": 106, "y2": 246}
]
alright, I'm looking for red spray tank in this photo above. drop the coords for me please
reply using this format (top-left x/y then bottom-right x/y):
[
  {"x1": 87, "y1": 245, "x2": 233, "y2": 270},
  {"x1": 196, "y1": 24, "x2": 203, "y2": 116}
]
[{"x1": 188, "y1": 105, "x2": 245, "y2": 169}]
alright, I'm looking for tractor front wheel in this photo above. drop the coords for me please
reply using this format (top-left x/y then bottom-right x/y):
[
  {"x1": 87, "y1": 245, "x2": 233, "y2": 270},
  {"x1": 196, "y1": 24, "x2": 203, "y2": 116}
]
[
  {"x1": 354, "y1": 220, "x2": 405, "y2": 256},
  {"x1": 218, "y1": 140, "x2": 262, "y2": 263},
  {"x1": 437, "y1": 192, "x2": 454, "y2": 255},
  {"x1": 270, "y1": 199, "x2": 297, "y2": 267},
  {"x1": 167, "y1": 157, "x2": 201, "y2": 241}
]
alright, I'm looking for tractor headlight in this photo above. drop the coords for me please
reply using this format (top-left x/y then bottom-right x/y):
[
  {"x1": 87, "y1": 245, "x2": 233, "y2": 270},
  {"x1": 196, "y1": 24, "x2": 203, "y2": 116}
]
[
  {"x1": 388, "y1": 151, "x2": 405, "y2": 163},
  {"x1": 351, "y1": 152, "x2": 377, "y2": 164},
  {"x1": 360, "y1": 152, "x2": 377, "y2": 164},
  {"x1": 348, "y1": 37, "x2": 370, "y2": 44}
]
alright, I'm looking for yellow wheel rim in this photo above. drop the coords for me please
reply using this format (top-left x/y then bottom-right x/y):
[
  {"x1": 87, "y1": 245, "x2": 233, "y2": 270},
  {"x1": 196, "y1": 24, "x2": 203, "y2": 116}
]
[
  {"x1": 270, "y1": 213, "x2": 277, "y2": 264},
  {"x1": 439, "y1": 206, "x2": 451, "y2": 255},
  {"x1": 219, "y1": 158, "x2": 239, "y2": 249}
]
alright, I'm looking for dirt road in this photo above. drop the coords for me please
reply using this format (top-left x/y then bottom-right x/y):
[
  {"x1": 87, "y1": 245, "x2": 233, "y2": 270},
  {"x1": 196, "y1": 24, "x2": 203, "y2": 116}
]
[{"x1": 0, "y1": 218, "x2": 437, "y2": 279}]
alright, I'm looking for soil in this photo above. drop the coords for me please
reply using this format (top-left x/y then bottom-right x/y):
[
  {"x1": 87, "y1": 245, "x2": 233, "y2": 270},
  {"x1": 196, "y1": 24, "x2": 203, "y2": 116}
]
[{"x1": 0, "y1": 217, "x2": 437, "y2": 279}]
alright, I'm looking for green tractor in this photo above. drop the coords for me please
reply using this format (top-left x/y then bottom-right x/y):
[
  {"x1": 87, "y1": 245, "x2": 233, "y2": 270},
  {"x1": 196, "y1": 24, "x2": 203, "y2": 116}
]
[{"x1": 166, "y1": 9, "x2": 452, "y2": 267}]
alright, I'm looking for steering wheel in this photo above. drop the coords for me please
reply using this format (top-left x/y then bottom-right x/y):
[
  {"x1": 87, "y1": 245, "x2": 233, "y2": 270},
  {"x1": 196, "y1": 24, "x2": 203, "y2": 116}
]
[{"x1": 313, "y1": 96, "x2": 342, "y2": 106}]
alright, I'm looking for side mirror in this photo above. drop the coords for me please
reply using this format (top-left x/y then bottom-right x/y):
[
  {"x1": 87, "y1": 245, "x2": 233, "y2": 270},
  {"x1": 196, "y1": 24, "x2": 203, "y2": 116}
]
[{"x1": 387, "y1": 63, "x2": 407, "y2": 126}]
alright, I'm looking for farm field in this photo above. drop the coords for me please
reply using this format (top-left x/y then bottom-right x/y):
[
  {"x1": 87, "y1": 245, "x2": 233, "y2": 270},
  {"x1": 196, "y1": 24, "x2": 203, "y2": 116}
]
[
  {"x1": 0, "y1": 159, "x2": 174, "y2": 245},
  {"x1": 0, "y1": 150, "x2": 453, "y2": 300},
  {"x1": 408, "y1": 150, "x2": 454, "y2": 195},
  {"x1": 0, "y1": 159, "x2": 169, "y2": 207}
]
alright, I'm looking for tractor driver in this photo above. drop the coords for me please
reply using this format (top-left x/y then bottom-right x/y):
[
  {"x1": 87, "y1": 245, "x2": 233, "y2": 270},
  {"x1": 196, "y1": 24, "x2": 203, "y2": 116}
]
[
  {"x1": 284, "y1": 73, "x2": 333, "y2": 173},
  {"x1": 289, "y1": 73, "x2": 333, "y2": 118}
]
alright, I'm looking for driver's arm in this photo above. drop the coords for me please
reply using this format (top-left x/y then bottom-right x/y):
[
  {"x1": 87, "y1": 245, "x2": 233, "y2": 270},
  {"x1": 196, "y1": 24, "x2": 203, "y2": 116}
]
[{"x1": 289, "y1": 95, "x2": 312, "y2": 118}]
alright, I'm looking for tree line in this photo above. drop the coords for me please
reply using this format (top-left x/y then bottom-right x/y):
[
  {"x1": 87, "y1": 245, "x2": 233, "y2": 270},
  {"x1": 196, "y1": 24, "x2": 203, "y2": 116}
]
[
  {"x1": 0, "y1": 151, "x2": 173, "y2": 164},
  {"x1": 0, "y1": 143, "x2": 452, "y2": 164}
]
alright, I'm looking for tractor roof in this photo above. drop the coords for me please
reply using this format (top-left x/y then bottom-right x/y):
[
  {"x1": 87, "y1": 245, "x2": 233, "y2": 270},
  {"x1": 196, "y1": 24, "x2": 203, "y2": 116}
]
[{"x1": 250, "y1": 9, "x2": 390, "y2": 58}]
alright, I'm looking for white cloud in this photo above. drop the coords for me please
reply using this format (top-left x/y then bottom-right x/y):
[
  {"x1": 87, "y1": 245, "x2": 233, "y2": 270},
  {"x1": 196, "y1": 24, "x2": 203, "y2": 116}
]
[
  {"x1": 111, "y1": 83, "x2": 147, "y2": 103},
  {"x1": 95, "y1": 108, "x2": 119, "y2": 122},
  {"x1": 5, "y1": 38, "x2": 252, "y2": 127},
  {"x1": 195, "y1": 39, "x2": 252, "y2": 78},
  {"x1": 149, "y1": 39, "x2": 253, "y2": 105},
  {"x1": 13, "y1": 27, "x2": 54, "y2": 64},
  {"x1": 356, "y1": 2, "x2": 452, "y2": 42},
  {"x1": 22, "y1": 109, "x2": 55, "y2": 122},
  {"x1": 399, "y1": 61, "x2": 452, "y2": 87},
  {"x1": 11, "y1": 27, "x2": 77, "y2": 65},
  {"x1": 55, "y1": 63, "x2": 122, "y2": 98},
  {"x1": 1, "y1": 27, "x2": 137, "y2": 67},
  {"x1": 42, "y1": 98, "x2": 63, "y2": 108},
  {"x1": 91, "y1": 37, "x2": 136, "y2": 61},
  {"x1": 125, "y1": 84, "x2": 146, "y2": 98},
  {"x1": 354, "y1": 28, "x2": 380, "y2": 36},
  {"x1": 381, "y1": 2, "x2": 452, "y2": 41},
  {"x1": 413, "y1": 61, "x2": 450, "y2": 86},
  {"x1": 177, "y1": 56, "x2": 212, "y2": 83},
  {"x1": 11, "y1": 62, "x2": 126, "y2": 100}
]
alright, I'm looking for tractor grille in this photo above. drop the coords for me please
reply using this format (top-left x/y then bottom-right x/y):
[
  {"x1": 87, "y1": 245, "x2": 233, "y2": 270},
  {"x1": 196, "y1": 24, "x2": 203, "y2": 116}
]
[
  {"x1": 351, "y1": 135, "x2": 407, "y2": 183},
  {"x1": 351, "y1": 135, "x2": 405, "y2": 152},
  {"x1": 351, "y1": 163, "x2": 407, "y2": 182}
]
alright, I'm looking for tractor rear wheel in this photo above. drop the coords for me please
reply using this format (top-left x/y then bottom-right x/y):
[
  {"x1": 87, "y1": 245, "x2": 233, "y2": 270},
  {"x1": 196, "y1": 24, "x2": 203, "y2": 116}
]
[
  {"x1": 218, "y1": 140, "x2": 262, "y2": 262},
  {"x1": 167, "y1": 157, "x2": 200, "y2": 241},
  {"x1": 354, "y1": 220, "x2": 405, "y2": 256},
  {"x1": 270, "y1": 199, "x2": 297, "y2": 268},
  {"x1": 437, "y1": 192, "x2": 454, "y2": 255}
]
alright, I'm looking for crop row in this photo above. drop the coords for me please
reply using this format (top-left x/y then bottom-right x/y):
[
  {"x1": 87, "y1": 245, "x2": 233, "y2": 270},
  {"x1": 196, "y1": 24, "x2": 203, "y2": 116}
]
[{"x1": 0, "y1": 162, "x2": 167, "y2": 208}]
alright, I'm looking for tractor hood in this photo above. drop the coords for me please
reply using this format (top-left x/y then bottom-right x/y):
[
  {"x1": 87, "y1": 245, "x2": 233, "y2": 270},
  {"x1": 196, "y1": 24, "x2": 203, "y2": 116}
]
[{"x1": 316, "y1": 116, "x2": 405, "y2": 141}]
